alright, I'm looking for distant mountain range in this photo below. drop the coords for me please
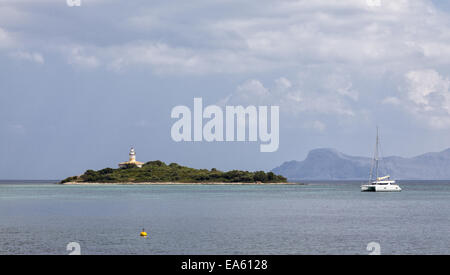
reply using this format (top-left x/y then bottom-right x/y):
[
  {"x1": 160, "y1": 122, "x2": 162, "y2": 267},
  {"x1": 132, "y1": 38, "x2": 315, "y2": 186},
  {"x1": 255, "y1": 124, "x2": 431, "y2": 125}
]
[{"x1": 272, "y1": 148, "x2": 450, "y2": 180}]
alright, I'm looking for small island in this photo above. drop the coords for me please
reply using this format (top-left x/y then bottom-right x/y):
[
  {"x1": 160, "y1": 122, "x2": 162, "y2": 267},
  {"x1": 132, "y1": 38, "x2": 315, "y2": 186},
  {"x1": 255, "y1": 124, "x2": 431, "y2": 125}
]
[
  {"x1": 60, "y1": 161, "x2": 288, "y2": 185},
  {"x1": 60, "y1": 148, "x2": 290, "y2": 185}
]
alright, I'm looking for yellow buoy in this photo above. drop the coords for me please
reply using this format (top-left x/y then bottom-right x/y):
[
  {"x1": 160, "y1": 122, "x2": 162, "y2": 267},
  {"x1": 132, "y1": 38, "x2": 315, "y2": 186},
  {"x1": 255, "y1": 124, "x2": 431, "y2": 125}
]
[{"x1": 140, "y1": 229, "x2": 148, "y2": 237}]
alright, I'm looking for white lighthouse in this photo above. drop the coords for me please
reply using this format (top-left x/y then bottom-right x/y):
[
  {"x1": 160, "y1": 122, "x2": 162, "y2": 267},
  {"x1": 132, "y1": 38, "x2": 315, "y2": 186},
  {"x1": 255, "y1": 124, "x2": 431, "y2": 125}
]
[
  {"x1": 119, "y1": 147, "x2": 144, "y2": 168},
  {"x1": 129, "y1": 147, "x2": 136, "y2": 162}
]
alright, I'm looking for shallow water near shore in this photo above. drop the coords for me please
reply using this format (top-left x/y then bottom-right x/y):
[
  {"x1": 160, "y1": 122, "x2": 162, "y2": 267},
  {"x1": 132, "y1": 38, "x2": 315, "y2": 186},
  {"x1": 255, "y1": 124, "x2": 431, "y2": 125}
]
[{"x1": 0, "y1": 180, "x2": 449, "y2": 255}]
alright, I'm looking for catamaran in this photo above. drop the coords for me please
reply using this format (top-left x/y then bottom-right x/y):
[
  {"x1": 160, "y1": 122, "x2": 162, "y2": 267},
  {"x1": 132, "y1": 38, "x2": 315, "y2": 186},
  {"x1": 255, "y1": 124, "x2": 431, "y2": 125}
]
[{"x1": 361, "y1": 128, "x2": 402, "y2": 192}]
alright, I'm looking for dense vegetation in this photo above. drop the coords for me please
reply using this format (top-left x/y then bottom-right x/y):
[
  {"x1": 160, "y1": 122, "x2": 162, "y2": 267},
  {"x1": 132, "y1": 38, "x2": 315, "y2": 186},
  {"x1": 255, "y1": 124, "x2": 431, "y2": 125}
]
[{"x1": 61, "y1": 160, "x2": 287, "y2": 183}]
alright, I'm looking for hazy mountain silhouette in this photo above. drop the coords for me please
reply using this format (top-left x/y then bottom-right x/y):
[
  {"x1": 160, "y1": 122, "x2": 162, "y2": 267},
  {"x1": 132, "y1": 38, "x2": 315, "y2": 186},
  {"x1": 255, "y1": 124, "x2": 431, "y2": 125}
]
[{"x1": 272, "y1": 148, "x2": 450, "y2": 180}]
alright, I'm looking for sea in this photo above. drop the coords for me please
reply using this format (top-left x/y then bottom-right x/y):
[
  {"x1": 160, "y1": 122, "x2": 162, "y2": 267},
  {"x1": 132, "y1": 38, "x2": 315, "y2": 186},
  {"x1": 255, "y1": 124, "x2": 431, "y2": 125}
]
[{"x1": 0, "y1": 180, "x2": 449, "y2": 255}]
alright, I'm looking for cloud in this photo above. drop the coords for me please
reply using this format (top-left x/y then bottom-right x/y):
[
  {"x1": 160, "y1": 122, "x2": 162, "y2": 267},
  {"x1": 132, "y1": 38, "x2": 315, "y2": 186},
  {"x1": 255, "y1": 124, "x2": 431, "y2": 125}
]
[
  {"x1": 9, "y1": 51, "x2": 44, "y2": 64},
  {"x1": 105, "y1": 42, "x2": 202, "y2": 73},
  {"x1": 67, "y1": 46, "x2": 100, "y2": 69},
  {"x1": 382, "y1": 96, "x2": 401, "y2": 105},
  {"x1": 235, "y1": 79, "x2": 271, "y2": 103},
  {"x1": 0, "y1": 5, "x2": 29, "y2": 27},
  {"x1": 222, "y1": 75, "x2": 355, "y2": 117},
  {"x1": 0, "y1": 27, "x2": 14, "y2": 49},
  {"x1": 2, "y1": 0, "x2": 449, "y2": 76},
  {"x1": 404, "y1": 70, "x2": 450, "y2": 108},
  {"x1": 2, "y1": 0, "x2": 450, "y2": 131},
  {"x1": 205, "y1": 0, "x2": 449, "y2": 70},
  {"x1": 325, "y1": 72, "x2": 359, "y2": 101},
  {"x1": 275, "y1": 77, "x2": 292, "y2": 90},
  {"x1": 63, "y1": 41, "x2": 275, "y2": 74},
  {"x1": 395, "y1": 69, "x2": 450, "y2": 128},
  {"x1": 103, "y1": 1, "x2": 449, "y2": 74},
  {"x1": 309, "y1": 120, "x2": 327, "y2": 132}
]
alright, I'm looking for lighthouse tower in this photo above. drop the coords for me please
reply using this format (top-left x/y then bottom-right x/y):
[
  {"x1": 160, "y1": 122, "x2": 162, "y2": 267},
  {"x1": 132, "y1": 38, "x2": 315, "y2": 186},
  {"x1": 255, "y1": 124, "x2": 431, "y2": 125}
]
[
  {"x1": 129, "y1": 147, "x2": 136, "y2": 162},
  {"x1": 119, "y1": 147, "x2": 144, "y2": 168}
]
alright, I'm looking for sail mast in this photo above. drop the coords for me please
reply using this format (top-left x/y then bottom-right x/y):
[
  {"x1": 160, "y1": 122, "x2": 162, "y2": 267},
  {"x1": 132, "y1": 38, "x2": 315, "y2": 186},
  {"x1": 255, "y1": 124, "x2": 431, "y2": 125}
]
[
  {"x1": 375, "y1": 127, "x2": 379, "y2": 181},
  {"x1": 369, "y1": 128, "x2": 375, "y2": 183},
  {"x1": 369, "y1": 126, "x2": 379, "y2": 184}
]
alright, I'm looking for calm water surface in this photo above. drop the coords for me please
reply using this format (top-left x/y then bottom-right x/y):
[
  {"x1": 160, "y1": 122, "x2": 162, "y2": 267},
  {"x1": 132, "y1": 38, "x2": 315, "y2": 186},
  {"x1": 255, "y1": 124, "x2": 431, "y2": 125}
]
[{"x1": 0, "y1": 181, "x2": 449, "y2": 255}]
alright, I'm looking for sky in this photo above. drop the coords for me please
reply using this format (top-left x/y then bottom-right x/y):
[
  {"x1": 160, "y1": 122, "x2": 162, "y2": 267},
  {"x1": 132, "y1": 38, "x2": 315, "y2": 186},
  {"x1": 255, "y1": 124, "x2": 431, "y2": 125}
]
[{"x1": 2, "y1": 0, "x2": 450, "y2": 179}]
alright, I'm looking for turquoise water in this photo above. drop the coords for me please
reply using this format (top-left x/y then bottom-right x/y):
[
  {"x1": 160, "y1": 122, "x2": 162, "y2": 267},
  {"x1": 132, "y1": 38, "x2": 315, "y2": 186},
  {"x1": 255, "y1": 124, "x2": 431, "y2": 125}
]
[{"x1": 0, "y1": 181, "x2": 449, "y2": 255}]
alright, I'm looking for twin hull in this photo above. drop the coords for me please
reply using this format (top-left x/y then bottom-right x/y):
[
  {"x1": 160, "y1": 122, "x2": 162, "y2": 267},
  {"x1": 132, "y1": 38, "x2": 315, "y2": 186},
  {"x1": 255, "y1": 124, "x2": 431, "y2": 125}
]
[{"x1": 361, "y1": 184, "x2": 402, "y2": 192}]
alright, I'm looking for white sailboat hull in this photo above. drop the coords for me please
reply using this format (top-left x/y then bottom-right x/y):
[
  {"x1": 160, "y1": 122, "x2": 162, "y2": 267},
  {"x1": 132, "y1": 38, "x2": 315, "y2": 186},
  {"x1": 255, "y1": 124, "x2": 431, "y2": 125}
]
[{"x1": 361, "y1": 184, "x2": 402, "y2": 192}]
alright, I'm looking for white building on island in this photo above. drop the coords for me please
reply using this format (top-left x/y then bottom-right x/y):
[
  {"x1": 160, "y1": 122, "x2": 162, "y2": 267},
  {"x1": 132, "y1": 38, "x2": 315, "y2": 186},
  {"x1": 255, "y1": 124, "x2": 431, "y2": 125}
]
[{"x1": 119, "y1": 147, "x2": 144, "y2": 168}]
